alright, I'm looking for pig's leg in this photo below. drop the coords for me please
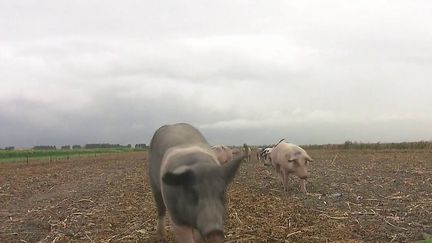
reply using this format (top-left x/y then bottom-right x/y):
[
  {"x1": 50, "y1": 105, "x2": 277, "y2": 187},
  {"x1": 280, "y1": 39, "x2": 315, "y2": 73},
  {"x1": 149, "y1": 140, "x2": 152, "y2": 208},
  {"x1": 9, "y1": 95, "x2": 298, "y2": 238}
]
[
  {"x1": 280, "y1": 167, "x2": 285, "y2": 183},
  {"x1": 282, "y1": 169, "x2": 287, "y2": 190},
  {"x1": 300, "y1": 179, "x2": 307, "y2": 194},
  {"x1": 282, "y1": 170, "x2": 288, "y2": 192},
  {"x1": 151, "y1": 187, "x2": 167, "y2": 240},
  {"x1": 280, "y1": 169, "x2": 285, "y2": 188},
  {"x1": 275, "y1": 164, "x2": 282, "y2": 180},
  {"x1": 157, "y1": 215, "x2": 166, "y2": 240},
  {"x1": 171, "y1": 223, "x2": 196, "y2": 243}
]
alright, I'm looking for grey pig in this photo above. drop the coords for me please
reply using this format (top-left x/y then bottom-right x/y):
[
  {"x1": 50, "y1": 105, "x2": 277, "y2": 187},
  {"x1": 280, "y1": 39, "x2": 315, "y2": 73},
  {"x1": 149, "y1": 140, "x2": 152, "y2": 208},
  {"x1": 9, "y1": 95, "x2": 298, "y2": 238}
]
[{"x1": 148, "y1": 123, "x2": 247, "y2": 242}]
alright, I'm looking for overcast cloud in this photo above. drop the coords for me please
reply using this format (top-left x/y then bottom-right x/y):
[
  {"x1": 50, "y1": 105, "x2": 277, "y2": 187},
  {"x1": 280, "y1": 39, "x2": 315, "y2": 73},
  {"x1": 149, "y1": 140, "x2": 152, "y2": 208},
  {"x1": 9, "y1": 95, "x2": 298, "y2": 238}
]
[{"x1": 1, "y1": 0, "x2": 432, "y2": 147}]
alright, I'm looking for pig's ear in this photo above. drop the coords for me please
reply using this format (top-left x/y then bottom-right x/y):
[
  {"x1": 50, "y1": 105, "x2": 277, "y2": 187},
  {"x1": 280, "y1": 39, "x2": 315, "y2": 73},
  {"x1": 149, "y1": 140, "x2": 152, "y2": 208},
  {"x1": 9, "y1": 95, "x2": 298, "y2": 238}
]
[
  {"x1": 162, "y1": 166, "x2": 195, "y2": 186},
  {"x1": 305, "y1": 154, "x2": 313, "y2": 162},
  {"x1": 223, "y1": 154, "x2": 246, "y2": 184}
]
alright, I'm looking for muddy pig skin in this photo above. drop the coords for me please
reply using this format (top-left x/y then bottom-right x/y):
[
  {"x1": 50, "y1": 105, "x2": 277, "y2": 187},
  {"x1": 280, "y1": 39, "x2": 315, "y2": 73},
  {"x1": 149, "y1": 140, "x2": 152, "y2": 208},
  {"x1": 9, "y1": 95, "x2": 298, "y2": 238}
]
[{"x1": 148, "y1": 123, "x2": 246, "y2": 243}]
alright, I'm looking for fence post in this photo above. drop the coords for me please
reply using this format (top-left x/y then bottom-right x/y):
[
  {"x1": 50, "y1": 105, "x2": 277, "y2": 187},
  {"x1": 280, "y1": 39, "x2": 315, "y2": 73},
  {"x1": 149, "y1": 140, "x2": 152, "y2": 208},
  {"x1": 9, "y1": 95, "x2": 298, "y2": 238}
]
[{"x1": 26, "y1": 153, "x2": 29, "y2": 165}]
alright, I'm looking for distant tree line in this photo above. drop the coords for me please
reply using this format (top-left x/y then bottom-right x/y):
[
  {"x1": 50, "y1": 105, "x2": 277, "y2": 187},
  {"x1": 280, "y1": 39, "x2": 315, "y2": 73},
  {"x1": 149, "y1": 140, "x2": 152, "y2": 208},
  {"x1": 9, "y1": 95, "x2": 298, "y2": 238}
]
[
  {"x1": 72, "y1": 145, "x2": 82, "y2": 149},
  {"x1": 84, "y1": 143, "x2": 126, "y2": 149},
  {"x1": 1, "y1": 143, "x2": 149, "y2": 151},
  {"x1": 302, "y1": 140, "x2": 432, "y2": 150},
  {"x1": 0, "y1": 146, "x2": 15, "y2": 150},
  {"x1": 15, "y1": 141, "x2": 432, "y2": 151},
  {"x1": 33, "y1": 145, "x2": 57, "y2": 150},
  {"x1": 135, "y1": 144, "x2": 147, "y2": 149},
  {"x1": 27, "y1": 143, "x2": 141, "y2": 150}
]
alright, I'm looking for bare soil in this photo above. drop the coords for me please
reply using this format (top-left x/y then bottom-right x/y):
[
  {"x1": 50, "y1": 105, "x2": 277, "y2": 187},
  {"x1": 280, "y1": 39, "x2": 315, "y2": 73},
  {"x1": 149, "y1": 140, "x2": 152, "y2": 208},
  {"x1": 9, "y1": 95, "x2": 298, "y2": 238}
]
[{"x1": 0, "y1": 150, "x2": 431, "y2": 242}]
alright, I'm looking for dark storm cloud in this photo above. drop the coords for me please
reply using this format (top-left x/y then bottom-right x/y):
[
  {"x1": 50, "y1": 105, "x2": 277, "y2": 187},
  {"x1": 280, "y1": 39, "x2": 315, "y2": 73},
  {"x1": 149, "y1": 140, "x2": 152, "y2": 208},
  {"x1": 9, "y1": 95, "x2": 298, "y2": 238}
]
[{"x1": 0, "y1": 88, "x2": 240, "y2": 147}]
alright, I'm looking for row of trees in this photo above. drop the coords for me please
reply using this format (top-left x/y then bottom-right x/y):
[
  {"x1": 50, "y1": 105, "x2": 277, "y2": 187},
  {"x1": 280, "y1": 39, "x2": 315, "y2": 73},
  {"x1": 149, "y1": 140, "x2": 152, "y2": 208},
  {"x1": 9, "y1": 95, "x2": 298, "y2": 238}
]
[
  {"x1": 4, "y1": 141, "x2": 431, "y2": 150},
  {"x1": 1, "y1": 144, "x2": 147, "y2": 150},
  {"x1": 33, "y1": 145, "x2": 57, "y2": 150},
  {"x1": 83, "y1": 143, "x2": 131, "y2": 149},
  {"x1": 0, "y1": 146, "x2": 15, "y2": 150},
  {"x1": 135, "y1": 144, "x2": 147, "y2": 149},
  {"x1": 302, "y1": 140, "x2": 432, "y2": 150}
]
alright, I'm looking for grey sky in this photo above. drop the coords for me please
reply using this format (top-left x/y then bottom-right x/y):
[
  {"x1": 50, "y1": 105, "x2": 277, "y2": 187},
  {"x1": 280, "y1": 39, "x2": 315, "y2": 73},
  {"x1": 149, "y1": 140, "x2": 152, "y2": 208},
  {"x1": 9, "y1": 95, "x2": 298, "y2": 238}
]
[{"x1": 1, "y1": 0, "x2": 432, "y2": 147}]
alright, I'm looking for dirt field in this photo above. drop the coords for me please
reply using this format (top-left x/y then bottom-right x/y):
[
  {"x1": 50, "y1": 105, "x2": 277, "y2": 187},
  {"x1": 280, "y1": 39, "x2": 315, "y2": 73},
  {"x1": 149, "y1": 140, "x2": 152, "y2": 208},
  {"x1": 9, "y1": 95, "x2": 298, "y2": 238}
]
[{"x1": 1, "y1": 149, "x2": 431, "y2": 242}]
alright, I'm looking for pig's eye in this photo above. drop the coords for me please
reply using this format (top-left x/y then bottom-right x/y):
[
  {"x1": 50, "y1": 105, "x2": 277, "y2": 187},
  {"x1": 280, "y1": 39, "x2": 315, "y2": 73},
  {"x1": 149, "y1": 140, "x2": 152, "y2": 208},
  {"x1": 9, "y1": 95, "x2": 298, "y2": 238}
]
[{"x1": 288, "y1": 159, "x2": 295, "y2": 163}]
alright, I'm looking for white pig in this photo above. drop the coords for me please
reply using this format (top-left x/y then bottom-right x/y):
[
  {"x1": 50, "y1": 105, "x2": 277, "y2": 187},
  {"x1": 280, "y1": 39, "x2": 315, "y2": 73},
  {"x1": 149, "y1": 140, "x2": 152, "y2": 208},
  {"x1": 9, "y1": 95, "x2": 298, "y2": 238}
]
[{"x1": 270, "y1": 142, "x2": 313, "y2": 193}]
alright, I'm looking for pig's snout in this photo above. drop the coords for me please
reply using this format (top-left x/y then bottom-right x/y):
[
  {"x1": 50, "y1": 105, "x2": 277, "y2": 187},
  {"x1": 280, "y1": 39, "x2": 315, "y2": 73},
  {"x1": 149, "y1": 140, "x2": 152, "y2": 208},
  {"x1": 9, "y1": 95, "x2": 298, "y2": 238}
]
[
  {"x1": 298, "y1": 171, "x2": 310, "y2": 179},
  {"x1": 197, "y1": 201, "x2": 224, "y2": 242},
  {"x1": 200, "y1": 222, "x2": 224, "y2": 242},
  {"x1": 204, "y1": 230, "x2": 224, "y2": 242}
]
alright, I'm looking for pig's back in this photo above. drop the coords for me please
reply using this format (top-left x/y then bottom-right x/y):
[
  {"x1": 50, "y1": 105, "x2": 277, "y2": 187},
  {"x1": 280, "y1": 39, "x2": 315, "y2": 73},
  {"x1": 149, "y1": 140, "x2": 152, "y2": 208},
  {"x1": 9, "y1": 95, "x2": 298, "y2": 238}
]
[
  {"x1": 271, "y1": 142, "x2": 306, "y2": 162},
  {"x1": 271, "y1": 142, "x2": 291, "y2": 161}
]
